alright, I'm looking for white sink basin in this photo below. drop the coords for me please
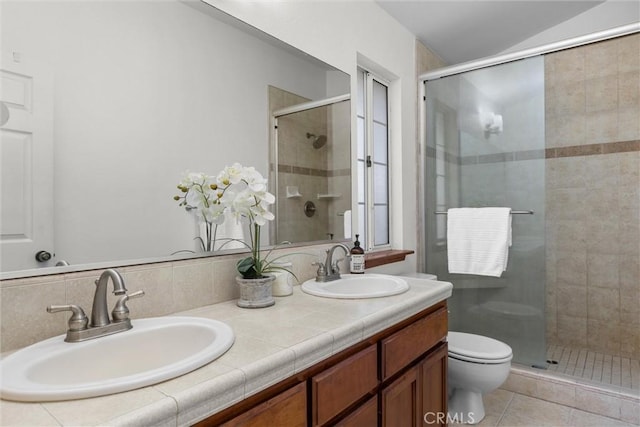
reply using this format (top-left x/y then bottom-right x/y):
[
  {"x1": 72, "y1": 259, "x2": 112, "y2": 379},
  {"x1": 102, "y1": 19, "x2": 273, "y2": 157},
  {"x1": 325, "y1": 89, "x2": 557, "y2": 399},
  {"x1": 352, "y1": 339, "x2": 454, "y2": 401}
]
[
  {"x1": 0, "y1": 316, "x2": 234, "y2": 402},
  {"x1": 301, "y1": 274, "x2": 409, "y2": 299}
]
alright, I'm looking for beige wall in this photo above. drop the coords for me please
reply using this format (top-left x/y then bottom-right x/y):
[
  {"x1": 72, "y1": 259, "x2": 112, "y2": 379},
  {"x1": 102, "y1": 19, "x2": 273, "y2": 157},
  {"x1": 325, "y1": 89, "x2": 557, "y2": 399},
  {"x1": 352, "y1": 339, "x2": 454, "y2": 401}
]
[
  {"x1": 545, "y1": 33, "x2": 640, "y2": 358},
  {"x1": 0, "y1": 245, "x2": 331, "y2": 353},
  {"x1": 416, "y1": 41, "x2": 448, "y2": 75}
]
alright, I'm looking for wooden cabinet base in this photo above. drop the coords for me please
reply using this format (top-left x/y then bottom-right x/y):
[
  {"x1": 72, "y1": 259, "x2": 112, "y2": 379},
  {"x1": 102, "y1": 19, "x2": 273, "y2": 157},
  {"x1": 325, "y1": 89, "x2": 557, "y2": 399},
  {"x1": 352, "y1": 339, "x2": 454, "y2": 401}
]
[{"x1": 197, "y1": 301, "x2": 448, "y2": 426}]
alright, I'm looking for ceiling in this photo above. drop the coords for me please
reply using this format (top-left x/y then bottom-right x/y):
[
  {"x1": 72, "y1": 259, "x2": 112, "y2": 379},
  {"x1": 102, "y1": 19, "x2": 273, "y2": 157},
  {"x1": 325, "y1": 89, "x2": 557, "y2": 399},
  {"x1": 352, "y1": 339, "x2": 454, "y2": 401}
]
[{"x1": 377, "y1": 1, "x2": 612, "y2": 64}]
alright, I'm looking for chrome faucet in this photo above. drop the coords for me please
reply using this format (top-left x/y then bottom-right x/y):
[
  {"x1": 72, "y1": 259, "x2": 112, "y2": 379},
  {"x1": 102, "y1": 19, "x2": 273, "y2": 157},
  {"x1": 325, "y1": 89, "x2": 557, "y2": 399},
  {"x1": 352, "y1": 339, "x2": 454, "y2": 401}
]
[
  {"x1": 91, "y1": 268, "x2": 127, "y2": 327},
  {"x1": 47, "y1": 268, "x2": 144, "y2": 342},
  {"x1": 314, "y1": 243, "x2": 351, "y2": 282}
]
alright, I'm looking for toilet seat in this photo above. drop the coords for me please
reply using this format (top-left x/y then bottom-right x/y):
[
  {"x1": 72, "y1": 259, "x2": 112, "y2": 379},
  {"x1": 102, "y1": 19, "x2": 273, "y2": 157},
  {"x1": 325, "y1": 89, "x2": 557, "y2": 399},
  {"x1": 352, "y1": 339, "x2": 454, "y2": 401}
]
[{"x1": 448, "y1": 332, "x2": 512, "y2": 364}]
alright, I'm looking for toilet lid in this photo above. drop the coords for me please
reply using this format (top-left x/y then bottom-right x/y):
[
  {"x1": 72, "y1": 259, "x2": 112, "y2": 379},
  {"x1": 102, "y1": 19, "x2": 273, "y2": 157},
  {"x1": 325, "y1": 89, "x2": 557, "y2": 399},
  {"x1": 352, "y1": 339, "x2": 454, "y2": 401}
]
[{"x1": 448, "y1": 331, "x2": 512, "y2": 363}]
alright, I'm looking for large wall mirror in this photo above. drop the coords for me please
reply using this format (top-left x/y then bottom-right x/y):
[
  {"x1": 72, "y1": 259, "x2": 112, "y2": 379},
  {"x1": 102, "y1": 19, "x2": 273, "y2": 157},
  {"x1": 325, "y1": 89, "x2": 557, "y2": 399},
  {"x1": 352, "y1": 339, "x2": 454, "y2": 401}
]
[{"x1": 0, "y1": 0, "x2": 350, "y2": 277}]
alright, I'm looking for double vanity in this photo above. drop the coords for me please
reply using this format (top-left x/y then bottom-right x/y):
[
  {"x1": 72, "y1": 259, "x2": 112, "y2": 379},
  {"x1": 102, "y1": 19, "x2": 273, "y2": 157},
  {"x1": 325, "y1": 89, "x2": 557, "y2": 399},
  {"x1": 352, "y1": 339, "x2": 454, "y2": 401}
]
[{"x1": 0, "y1": 274, "x2": 452, "y2": 426}]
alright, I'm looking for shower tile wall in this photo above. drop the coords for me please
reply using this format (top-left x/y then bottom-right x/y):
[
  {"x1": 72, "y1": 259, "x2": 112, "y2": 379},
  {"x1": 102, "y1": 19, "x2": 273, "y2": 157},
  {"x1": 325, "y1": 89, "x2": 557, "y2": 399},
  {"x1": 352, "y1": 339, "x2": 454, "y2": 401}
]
[{"x1": 545, "y1": 33, "x2": 640, "y2": 359}]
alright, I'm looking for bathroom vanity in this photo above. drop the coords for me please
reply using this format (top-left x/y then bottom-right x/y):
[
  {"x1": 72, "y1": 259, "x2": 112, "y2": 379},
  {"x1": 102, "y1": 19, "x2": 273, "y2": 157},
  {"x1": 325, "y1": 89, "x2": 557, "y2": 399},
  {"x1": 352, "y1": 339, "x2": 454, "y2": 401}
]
[
  {"x1": 201, "y1": 299, "x2": 448, "y2": 426},
  {"x1": 0, "y1": 277, "x2": 452, "y2": 426}
]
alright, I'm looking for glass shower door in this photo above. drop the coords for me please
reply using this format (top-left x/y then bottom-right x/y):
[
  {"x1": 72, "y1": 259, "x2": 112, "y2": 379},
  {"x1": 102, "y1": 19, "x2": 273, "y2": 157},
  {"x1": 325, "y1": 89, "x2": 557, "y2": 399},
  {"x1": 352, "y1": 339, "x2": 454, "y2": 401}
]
[{"x1": 424, "y1": 57, "x2": 546, "y2": 368}]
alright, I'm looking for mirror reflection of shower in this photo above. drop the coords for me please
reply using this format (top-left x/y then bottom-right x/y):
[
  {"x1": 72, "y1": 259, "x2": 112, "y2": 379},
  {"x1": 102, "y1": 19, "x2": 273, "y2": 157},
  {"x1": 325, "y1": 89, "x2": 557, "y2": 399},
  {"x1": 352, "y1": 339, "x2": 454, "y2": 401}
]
[
  {"x1": 306, "y1": 132, "x2": 327, "y2": 149},
  {"x1": 270, "y1": 91, "x2": 351, "y2": 245}
]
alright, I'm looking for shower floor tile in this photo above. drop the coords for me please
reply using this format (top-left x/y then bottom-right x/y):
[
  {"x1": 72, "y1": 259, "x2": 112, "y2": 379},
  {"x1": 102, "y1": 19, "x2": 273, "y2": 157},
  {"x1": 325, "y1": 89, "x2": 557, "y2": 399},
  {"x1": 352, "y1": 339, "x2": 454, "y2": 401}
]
[{"x1": 547, "y1": 344, "x2": 640, "y2": 391}]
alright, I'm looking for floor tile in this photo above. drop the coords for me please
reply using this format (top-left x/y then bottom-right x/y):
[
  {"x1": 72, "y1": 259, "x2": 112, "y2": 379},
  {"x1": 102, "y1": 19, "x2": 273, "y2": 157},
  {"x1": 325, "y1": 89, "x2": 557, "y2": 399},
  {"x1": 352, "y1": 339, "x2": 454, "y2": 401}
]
[
  {"x1": 497, "y1": 394, "x2": 572, "y2": 426},
  {"x1": 568, "y1": 408, "x2": 638, "y2": 427}
]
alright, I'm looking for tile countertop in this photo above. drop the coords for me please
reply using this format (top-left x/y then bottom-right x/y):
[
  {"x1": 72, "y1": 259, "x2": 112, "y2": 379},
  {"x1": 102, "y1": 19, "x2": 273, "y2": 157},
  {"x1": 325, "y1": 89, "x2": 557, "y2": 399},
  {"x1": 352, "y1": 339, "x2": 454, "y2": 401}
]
[{"x1": 0, "y1": 276, "x2": 453, "y2": 427}]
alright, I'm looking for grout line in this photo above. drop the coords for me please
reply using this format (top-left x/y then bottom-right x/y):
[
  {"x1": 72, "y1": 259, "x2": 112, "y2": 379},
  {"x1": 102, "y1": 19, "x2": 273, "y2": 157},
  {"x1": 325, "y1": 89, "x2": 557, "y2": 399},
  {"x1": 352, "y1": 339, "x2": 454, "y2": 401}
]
[
  {"x1": 603, "y1": 353, "x2": 613, "y2": 385},
  {"x1": 575, "y1": 349, "x2": 588, "y2": 377},
  {"x1": 612, "y1": 356, "x2": 621, "y2": 387},
  {"x1": 494, "y1": 390, "x2": 516, "y2": 427}
]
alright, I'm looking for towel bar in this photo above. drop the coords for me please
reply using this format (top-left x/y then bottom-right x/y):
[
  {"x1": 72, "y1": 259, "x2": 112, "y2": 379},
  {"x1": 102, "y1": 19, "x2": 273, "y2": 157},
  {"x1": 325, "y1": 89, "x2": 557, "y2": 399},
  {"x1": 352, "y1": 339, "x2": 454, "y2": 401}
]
[{"x1": 434, "y1": 210, "x2": 534, "y2": 215}]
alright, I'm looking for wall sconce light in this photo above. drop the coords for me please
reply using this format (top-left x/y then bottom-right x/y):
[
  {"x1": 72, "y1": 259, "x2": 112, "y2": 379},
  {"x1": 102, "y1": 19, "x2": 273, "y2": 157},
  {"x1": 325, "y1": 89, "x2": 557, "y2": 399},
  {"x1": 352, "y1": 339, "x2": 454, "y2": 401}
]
[{"x1": 482, "y1": 111, "x2": 503, "y2": 135}]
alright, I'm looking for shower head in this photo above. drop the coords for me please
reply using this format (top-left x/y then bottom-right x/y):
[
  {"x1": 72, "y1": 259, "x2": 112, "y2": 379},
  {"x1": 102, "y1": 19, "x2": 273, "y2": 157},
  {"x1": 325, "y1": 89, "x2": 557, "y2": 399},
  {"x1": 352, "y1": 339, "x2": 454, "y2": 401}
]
[{"x1": 306, "y1": 132, "x2": 327, "y2": 149}]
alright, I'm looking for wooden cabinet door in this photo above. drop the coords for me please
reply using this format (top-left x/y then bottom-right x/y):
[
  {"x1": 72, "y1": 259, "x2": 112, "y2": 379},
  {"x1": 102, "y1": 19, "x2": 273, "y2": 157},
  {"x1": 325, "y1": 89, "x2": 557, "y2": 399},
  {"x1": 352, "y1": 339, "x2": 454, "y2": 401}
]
[
  {"x1": 335, "y1": 396, "x2": 378, "y2": 427},
  {"x1": 381, "y1": 365, "x2": 421, "y2": 427},
  {"x1": 221, "y1": 382, "x2": 306, "y2": 427},
  {"x1": 420, "y1": 344, "x2": 448, "y2": 427},
  {"x1": 312, "y1": 344, "x2": 378, "y2": 426}
]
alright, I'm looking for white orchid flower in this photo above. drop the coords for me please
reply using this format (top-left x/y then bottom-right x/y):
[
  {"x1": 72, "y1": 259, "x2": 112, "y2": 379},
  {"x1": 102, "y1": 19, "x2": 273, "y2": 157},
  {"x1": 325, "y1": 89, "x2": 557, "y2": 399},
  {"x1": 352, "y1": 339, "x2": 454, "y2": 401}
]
[
  {"x1": 217, "y1": 162, "x2": 245, "y2": 186},
  {"x1": 202, "y1": 202, "x2": 226, "y2": 225},
  {"x1": 243, "y1": 166, "x2": 268, "y2": 192},
  {"x1": 176, "y1": 164, "x2": 279, "y2": 278}
]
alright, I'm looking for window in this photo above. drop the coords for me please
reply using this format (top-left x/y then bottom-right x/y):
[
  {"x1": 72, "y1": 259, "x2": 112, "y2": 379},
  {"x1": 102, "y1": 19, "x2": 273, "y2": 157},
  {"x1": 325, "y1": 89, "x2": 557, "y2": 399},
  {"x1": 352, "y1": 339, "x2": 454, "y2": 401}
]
[{"x1": 356, "y1": 68, "x2": 390, "y2": 251}]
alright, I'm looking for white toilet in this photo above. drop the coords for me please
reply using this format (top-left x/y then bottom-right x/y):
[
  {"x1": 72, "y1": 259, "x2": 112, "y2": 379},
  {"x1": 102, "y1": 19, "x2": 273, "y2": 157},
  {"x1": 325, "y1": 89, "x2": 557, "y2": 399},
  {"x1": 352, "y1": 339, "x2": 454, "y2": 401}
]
[
  {"x1": 447, "y1": 331, "x2": 513, "y2": 424},
  {"x1": 400, "y1": 273, "x2": 514, "y2": 424}
]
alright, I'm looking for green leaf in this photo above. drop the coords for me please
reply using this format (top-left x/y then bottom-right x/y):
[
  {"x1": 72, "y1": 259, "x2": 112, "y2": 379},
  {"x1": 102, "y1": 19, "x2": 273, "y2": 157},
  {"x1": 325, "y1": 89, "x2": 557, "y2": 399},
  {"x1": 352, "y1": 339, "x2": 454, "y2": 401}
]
[
  {"x1": 237, "y1": 256, "x2": 260, "y2": 279},
  {"x1": 237, "y1": 257, "x2": 254, "y2": 273}
]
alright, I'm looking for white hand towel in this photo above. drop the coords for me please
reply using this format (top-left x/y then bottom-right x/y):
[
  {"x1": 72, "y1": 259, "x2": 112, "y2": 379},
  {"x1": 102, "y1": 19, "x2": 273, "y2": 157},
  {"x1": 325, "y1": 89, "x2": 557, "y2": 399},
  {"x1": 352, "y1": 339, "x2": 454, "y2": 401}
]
[
  {"x1": 447, "y1": 207, "x2": 512, "y2": 277},
  {"x1": 343, "y1": 210, "x2": 352, "y2": 239}
]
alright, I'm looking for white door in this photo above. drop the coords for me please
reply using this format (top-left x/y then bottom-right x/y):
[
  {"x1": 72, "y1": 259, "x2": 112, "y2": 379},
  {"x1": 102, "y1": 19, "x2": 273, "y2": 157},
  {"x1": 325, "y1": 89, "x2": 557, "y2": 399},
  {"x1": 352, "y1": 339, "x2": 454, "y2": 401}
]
[{"x1": 0, "y1": 50, "x2": 54, "y2": 272}]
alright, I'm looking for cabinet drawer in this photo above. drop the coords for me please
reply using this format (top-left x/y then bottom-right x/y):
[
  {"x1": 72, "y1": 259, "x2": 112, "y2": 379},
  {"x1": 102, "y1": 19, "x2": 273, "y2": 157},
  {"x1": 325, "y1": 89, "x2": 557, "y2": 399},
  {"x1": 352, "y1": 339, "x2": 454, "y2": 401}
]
[
  {"x1": 381, "y1": 306, "x2": 447, "y2": 380},
  {"x1": 311, "y1": 344, "x2": 379, "y2": 426},
  {"x1": 220, "y1": 382, "x2": 306, "y2": 427}
]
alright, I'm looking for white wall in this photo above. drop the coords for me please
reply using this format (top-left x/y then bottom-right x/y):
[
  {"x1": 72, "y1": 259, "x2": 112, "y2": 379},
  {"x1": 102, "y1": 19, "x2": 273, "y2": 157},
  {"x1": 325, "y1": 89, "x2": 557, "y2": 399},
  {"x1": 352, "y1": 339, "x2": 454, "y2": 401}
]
[{"x1": 206, "y1": 0, "x2": 420, "y2": 272}]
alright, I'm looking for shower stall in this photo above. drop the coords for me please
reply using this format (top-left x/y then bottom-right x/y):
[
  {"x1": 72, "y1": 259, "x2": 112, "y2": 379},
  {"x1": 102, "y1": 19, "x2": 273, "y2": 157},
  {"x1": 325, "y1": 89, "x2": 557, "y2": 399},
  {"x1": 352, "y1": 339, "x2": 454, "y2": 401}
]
[
  {"x1": 424, "y1": 56, "x2": 547, "y2": 369},
  {"x1": 422, "y1": 28, "x2": 640, "y2": 393}
]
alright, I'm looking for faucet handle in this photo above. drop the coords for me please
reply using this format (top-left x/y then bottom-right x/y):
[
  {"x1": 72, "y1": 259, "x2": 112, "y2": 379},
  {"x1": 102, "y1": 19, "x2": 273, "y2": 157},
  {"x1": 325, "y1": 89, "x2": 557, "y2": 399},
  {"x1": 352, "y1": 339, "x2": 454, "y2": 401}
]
[
  {"x1": 312, "y1": 261, "x2": 327, "y2": 278},
  {"x1": 111, "y1": 290, "x2": 145, "y2": 322},
  {"x1": 47, "y1": 304, "x2": 88, "y2": 331}
]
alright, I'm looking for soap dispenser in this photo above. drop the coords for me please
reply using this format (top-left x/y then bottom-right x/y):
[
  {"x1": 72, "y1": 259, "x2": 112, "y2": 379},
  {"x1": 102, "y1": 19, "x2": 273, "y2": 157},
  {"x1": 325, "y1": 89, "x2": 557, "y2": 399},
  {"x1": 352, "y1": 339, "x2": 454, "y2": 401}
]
[{"x1": 350, "y1": 234, "x2": 365, "y2": 274}]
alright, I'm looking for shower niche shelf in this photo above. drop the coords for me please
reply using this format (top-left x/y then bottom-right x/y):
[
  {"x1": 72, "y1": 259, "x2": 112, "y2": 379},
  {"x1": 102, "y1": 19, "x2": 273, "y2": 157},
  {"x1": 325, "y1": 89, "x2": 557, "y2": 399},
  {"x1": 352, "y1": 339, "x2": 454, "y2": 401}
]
[
  {"x1": 317, "y1": 193, "x2": 341, "y2": 200},
  {"x1": 286, "y1": 186, "x2": 302, "y2": 198}
]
